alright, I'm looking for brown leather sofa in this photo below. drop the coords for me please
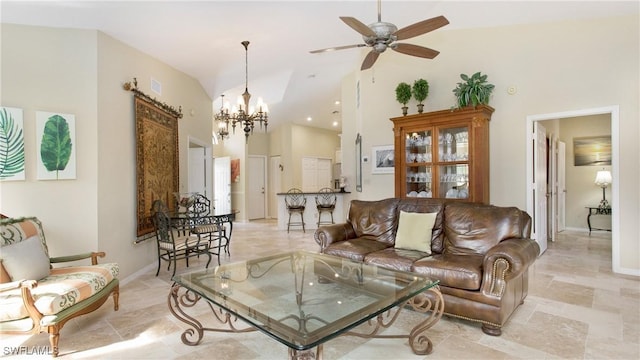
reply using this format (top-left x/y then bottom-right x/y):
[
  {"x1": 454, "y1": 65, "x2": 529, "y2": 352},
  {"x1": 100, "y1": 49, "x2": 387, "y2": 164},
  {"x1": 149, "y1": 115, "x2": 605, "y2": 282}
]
[{"x1": 313, "y1": 198, "x2": 539, "y2": 336}]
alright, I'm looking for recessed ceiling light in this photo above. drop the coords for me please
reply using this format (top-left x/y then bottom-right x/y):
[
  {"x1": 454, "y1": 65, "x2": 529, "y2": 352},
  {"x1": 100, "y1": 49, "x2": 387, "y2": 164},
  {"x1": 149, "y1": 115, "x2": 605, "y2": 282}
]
[
  {"x1": 334, "y1": 100, "x2": 341, "y2": 105},
  {"x1": 332, "y1": 121, "x2": 339, "y2": 127},
  {"x1": 307, "y1": 117, "x2": 312, "y2": 121}
]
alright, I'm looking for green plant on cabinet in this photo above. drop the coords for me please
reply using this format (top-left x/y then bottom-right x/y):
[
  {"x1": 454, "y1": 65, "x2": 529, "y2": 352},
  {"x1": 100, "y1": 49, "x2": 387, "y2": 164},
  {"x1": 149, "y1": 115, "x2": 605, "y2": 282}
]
[
  {"x1": 452, "y1": 72, "x2": 495, "y2": 109},
  {"x1": 412, "y1": 78, "x2": 429, "y2": 113},
  {"x1": 395, "y1": 82, "x2": 412, "y2": 116}
]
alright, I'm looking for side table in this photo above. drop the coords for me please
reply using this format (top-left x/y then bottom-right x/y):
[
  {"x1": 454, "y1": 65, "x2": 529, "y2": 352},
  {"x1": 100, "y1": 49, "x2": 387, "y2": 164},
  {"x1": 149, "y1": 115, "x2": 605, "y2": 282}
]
[{"x1": 586, "y1": 207, "x2": 611, "y2": 235}]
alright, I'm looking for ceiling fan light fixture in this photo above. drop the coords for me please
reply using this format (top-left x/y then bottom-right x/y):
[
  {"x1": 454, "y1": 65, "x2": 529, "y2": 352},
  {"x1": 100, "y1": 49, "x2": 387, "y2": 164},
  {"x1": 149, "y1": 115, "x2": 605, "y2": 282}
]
[{"x1": 309, "y1": 0, "x2": 448, "y2": 71}]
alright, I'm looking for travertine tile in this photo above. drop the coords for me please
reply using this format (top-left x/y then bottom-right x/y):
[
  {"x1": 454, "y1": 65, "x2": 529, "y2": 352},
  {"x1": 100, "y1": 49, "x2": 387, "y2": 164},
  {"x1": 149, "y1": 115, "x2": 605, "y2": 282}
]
[{"x1": 1, "y1": 224, "x2": 637, "y2": 360}]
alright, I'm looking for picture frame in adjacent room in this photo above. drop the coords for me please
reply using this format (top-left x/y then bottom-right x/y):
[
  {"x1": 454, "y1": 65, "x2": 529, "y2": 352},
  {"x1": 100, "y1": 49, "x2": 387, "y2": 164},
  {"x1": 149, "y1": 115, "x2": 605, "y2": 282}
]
[
  {"x1": 372, "y1": 145, "x2": 395, "y2": 174},
  {"x1": 573, "y1": 135, "x2": 611, "y2": 166},
  {"x1": 36, "y1": 111, "x2": 77, "y2": 180}
]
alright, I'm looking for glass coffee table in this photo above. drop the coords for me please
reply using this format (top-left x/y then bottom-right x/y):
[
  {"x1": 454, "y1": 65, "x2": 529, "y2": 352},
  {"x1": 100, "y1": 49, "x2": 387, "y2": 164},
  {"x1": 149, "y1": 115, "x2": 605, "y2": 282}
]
[{"x1": 169, "y1": 251, "x2": 443, "y2": 359}]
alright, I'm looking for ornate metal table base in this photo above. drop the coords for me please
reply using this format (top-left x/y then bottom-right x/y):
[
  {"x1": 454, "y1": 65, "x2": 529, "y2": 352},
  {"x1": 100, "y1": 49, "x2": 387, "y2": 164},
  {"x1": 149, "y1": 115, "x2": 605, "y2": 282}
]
[{"x1": 168, "y1": 283, "x2": 444, "y2": 359}]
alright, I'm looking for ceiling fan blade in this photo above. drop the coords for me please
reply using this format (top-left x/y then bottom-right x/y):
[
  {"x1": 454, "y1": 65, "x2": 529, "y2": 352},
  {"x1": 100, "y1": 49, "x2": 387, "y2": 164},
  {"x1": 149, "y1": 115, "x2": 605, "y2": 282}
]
[
  {"x1": 392, "y1": 43, "x2": 440, "y2": 59},
  {"x1": 340, "y1": 16, "x2": 376, "y2": 37},
  {"x1": 361, "y1": 51, "x2": 380, "y2": 70},
  {"x1": 309, "y1": 44, "x2": 367, "y2": 54},
  {"x1": 394, "y1": 15, "x2": 450, "y2": 40}
]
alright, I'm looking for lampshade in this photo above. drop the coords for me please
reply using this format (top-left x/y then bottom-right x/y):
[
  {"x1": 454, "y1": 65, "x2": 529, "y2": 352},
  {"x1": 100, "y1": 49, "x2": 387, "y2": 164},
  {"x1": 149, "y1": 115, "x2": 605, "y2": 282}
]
[{"x1": 594, "y1": 170, "x2": 612, "y2": 187}]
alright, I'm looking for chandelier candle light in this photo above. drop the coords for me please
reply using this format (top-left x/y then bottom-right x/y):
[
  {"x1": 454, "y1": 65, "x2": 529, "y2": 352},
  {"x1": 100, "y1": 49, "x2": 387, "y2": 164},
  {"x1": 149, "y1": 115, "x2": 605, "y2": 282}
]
[{"x1": 215, "y1": 41, "x2": 269, "y2": 142}]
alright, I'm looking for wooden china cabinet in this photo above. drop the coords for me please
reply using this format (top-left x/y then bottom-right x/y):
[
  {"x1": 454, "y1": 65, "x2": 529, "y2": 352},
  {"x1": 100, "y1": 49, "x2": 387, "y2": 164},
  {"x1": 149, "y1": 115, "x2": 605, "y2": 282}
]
[{"x1": 390, "y1": 105, "x2": 494, "y2": 204}]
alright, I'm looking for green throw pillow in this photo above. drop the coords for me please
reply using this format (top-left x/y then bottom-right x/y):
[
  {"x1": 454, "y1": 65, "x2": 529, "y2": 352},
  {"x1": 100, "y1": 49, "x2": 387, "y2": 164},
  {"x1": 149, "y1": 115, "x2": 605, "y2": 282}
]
[
  {"x1": 0, "y1": 235, "x2": 50, "y2": 281},
  {"x1": 394, "y1": 211, "x2": 438, "y2": 254}
]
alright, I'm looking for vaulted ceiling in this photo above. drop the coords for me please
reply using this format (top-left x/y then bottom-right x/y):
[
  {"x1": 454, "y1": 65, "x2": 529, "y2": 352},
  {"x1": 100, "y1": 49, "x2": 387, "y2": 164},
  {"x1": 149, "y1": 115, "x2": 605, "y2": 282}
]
[{"x1": 2, "y1": 1, "x2": 637, "y2": 131}]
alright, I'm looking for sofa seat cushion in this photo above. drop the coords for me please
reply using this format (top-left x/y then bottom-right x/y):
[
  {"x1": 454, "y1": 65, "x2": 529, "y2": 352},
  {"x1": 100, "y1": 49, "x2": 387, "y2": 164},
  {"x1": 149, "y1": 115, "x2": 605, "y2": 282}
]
[
  {"x1": 411, "y1": 254, "x2": 483, "y2": 291},
  {"x1": 0, "y1": 263, "x2": 119, "y2": 322},
  {"x1": 364, "y1": 248, "x2": 429, "y2": 272},
  {"x1": 323, "y1": 237, "x2": 390, "y2": 262}
]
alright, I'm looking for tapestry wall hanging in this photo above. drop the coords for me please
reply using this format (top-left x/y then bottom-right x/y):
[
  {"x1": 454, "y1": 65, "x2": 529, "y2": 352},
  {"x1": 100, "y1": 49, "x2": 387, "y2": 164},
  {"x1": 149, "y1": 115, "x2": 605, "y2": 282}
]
[{"x1": 132, "y1": 92, "x2": 181, "y2": 237}]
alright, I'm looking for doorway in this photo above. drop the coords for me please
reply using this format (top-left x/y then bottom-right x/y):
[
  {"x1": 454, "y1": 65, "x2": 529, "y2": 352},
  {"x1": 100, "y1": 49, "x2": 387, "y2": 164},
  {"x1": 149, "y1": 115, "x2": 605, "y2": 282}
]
[
  {"x1": 526, "y1": 106, "x2": 619, "y2": 271},
  {"x1": 248, "y1": 155, "x2": 267, "y2": 220},
  {"x1": 188, "y1": 137, "x2": 212, "y2": 198}
]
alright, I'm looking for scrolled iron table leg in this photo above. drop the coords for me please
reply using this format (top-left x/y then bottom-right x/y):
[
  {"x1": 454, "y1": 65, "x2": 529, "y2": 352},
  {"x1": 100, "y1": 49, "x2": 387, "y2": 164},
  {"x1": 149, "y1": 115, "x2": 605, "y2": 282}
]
[{"x1": 406, "y1": 286, "x2": 445, "y2": 355}]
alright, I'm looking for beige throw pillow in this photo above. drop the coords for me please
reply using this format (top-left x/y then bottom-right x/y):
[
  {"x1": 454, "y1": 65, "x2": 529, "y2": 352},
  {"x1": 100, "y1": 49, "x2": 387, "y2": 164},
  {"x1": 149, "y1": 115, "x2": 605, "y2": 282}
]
[
  {"x1": 0, "y1": 235, "x2": 50, "y2": 281},
  {"x1": 394, "y1": 211, "x2": 438, "y2": 254}
]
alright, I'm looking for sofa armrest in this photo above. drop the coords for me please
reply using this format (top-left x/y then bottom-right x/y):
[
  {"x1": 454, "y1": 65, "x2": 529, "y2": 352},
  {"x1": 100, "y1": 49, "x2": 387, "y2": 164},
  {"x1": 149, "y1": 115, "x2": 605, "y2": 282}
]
[
  {"x1": 481, "y1": 238, "x2": 540, "y2": 297},
  {"x1": 50, "y1": 251, "x2": 106, "y2": 266},
  {"x1": 314, "y1": 223, "x2": 356, "y2": 252}
]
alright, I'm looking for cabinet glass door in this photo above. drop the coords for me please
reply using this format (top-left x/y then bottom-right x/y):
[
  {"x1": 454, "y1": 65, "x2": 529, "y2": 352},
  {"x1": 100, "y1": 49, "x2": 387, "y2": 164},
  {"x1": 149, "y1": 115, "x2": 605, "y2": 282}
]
[
  {"x1": 439, "y1": 164, "x2": 469, "y2": 199},
  {"x1": 438, "y1": 126, "x2": 469, "y2": 162},
  {"x1": 405, "y1": 130, "x2": 433, "y2": 198}
]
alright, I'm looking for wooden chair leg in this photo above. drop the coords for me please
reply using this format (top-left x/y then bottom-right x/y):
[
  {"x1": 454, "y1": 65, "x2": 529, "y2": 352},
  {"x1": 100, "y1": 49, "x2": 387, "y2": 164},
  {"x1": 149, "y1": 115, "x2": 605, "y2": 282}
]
[{"x1": 48, "y1": 327, "x2": 60, "y2": 357}]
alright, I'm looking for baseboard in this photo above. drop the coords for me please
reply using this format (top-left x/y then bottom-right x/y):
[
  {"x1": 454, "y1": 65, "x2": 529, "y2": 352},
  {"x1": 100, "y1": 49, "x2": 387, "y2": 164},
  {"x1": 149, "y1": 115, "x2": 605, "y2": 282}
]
[{"x1": 119, "y1": 262, "x2": 156, "y2": 286}]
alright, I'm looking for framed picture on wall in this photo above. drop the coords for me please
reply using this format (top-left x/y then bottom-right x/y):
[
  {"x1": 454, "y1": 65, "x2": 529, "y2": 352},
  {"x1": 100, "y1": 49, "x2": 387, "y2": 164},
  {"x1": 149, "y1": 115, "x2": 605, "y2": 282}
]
[
  {"x1": 372, "y1": 145, "x2": 394, "y2": 174},
  {"x1": 573, "y1": 136, "x2": 611, "y2": 166}
]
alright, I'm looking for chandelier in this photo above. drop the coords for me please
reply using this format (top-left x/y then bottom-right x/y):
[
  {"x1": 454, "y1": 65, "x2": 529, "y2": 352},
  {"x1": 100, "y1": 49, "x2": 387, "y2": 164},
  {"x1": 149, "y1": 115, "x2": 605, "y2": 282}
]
[{"x1": 215, "y1": 41, "x2": 269, "y2": 142}]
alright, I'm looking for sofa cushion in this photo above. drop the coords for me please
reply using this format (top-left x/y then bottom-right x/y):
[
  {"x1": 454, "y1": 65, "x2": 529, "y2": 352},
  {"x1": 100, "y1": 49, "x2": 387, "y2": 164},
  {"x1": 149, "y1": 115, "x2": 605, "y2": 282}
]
[
  {"x1": 412, "y1": 253, "x2": 484, "y2": 291},
  {"x1": 364, "y1": 248, "x2": 429, "y2": 272},
  {"x1": 0, "y1": 263, "x2": 119, "y2": 322},
  {"x1": 347, "y1": 198, "x2": 399, "y2": 246},
  {"x1": 394, "y1": 211, "x2": 437, "y2": 254},
  {"x1": 323, "y1": 237, "x2": 390, "y2": 262},
  {"x1": 444, "y1": 203, "x2": 524, "y2": 255},
  {"x1": 0, "y1": 235, "x2": 50, "y2": 281},
  {"x1": 397, "y1": 198, "x2": 446, "y2": 253}
]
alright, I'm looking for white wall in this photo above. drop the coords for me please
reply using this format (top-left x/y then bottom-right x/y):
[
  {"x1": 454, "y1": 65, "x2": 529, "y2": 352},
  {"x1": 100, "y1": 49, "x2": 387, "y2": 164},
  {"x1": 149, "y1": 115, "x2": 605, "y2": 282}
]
[
  {"x1": 1, "y1": 24, "x2": 214, "y2": 278},
  {"x1": 341, "y1": 14, "x2": 639, "y2": 274}
]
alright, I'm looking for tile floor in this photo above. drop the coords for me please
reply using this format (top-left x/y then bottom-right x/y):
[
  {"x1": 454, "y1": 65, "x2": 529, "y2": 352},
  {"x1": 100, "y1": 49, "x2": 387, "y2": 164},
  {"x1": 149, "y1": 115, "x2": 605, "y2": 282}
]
[{"x1": 1, "y1": 221, "x2": 639, "y2": 359}]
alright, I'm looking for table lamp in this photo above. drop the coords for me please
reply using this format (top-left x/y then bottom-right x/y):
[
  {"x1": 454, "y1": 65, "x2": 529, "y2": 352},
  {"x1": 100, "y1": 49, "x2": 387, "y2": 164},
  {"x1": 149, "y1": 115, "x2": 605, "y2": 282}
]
[{"x1": 594, "y1": 170, "x2": 612, "y2": 210}]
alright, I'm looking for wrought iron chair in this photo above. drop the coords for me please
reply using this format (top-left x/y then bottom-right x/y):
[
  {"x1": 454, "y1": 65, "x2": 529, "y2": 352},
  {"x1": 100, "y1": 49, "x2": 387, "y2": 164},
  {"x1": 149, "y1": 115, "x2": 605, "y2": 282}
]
[
  {"x1": 285, "y1": 188, "x2": 306, "y2": 233},
  {"x1": 186, "y1": 194, "x2": 229, "y2": 264},
  {"x1": 151, "y1": 200, "x2": 211, "y2": 277},
  {"x1": 315, "y1": 187, "x2": 337, "y2": 227}
]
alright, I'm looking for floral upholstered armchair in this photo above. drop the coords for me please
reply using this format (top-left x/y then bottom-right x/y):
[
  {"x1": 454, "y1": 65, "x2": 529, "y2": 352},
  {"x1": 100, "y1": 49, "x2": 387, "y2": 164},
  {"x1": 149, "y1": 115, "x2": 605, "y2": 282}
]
[{"x1": 0, "y1": 217, "x2": 120, "y2": 357}]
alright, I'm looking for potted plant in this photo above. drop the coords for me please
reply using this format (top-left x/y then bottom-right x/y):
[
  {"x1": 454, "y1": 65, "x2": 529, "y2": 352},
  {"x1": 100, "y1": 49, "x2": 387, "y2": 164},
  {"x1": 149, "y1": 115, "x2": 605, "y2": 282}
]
[
  {"x1": 412, "y1": 78, "x2": 429, "y2": 113},
  {"x1": 395, "y1": 82, "x2": 412, "y2": 116},
  {"x1": 452, "y1": 72, "x2": 495, "y2": 109}
]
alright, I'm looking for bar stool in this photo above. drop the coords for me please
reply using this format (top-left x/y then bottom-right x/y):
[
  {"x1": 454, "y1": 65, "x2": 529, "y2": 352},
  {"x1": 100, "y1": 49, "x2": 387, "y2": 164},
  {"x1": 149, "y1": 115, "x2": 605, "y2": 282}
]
[
  {"x1": 285, "y1": 188, "x2": 306, "y2": 233},
  {"x1": 315, "y1": 187, "x2": 336, "y2": 227}
]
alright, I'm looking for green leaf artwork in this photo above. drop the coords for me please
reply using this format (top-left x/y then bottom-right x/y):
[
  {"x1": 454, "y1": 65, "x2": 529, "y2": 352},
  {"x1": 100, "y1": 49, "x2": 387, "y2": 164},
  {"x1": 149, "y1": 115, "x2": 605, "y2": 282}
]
[
  {"x1": 0, "y1": 108, "x2": 25, "y2": 179},
  {"x1": 40, "y1": 114, "x2": 72, "y2": 179}
]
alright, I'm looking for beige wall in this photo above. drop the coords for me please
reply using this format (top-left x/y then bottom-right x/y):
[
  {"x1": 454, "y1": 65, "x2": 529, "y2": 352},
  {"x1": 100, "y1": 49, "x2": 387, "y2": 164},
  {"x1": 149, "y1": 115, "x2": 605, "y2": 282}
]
[
  {"x1": 340, "y1": 14, "x2": 639, "y2": 274},
  {"x1": 1, "y1": 24, "x2": 213, "y2": 279}
]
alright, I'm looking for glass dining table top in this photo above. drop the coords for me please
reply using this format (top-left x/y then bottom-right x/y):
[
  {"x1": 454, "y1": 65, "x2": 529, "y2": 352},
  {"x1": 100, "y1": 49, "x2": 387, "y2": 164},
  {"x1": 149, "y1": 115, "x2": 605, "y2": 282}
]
[{"x1": 172, "y1": 250, "x2": 438, "y2": 351}]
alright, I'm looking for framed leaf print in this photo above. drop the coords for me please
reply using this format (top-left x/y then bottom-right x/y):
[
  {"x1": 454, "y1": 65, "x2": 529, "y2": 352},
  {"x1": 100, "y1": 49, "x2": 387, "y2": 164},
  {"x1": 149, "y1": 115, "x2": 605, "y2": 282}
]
[
  {"x1": 36, "y1": 111, "x2": 77, "y2": 180},
  {"x1": 0, "y1": 107, "x2": 25, "y2": 181}
]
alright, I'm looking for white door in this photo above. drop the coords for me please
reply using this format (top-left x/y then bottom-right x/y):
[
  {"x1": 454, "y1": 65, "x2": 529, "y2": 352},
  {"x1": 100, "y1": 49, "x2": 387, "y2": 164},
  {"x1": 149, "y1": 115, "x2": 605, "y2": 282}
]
[
  {"x1": 214, "y1": 156, "x2": 231, "y2": 213},
  {"x1": 549, "y1": 136, "x2": 557, "y2": 241},
  {"x1": 269, "y1": 156, "x2": 282, "y2": 219},
  {"x1": 189, "y1": 147, "x2": 206, "y2": 195},
  {"x1": 302, "y1": 157, "x2": 318, "y2": 192},
  {"x1": 533, "y1": 122, "x2": 548, "y2": 254},
  {"x1": 248, "y1": 156, "x2": 266, "y2": 220},
  {"x1": 557, "y1": 141, "x2": 567, "y2": 232},
  {"x1": 317, "y1": 158, "x2": 332, "y2": 189}
]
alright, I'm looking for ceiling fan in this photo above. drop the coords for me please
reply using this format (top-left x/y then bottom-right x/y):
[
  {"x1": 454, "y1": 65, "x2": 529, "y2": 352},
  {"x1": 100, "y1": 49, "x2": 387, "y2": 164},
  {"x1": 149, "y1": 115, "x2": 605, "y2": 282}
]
[{"x1": 310, "y1": 0, "x2": 449, "y2": 70}]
